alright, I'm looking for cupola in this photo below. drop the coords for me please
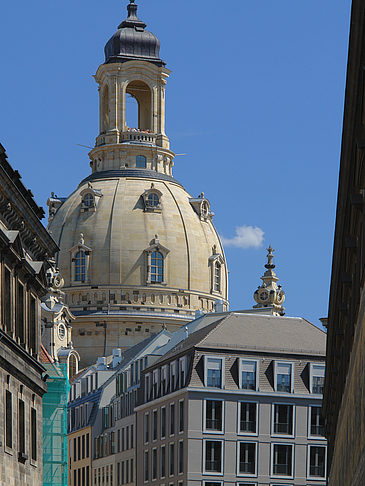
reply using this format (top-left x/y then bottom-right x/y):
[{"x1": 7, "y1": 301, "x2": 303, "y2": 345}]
[
  {"x1": 253, "y1": 246, "x2": 285, "y2": 316},
  {"x1": 104, "y1": 1, "x2": 165, "y2": 66}
]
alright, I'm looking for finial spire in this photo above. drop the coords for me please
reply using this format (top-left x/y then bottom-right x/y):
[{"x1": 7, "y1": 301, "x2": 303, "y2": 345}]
[
  {"x1": 119, "y1": 0, "x2": 146, "y2": 29},
  {"x1": 253, "y1": 245, "x2": 285, "y2": 316}
]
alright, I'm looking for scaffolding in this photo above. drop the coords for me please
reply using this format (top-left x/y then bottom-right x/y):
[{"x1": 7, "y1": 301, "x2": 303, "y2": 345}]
[{"x1": 43, "y1": 363, "x2": 70, "y2": 486}]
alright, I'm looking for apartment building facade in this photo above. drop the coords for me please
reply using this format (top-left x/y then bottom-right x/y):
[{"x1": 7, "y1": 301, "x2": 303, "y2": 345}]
[{"x1": 136, "y1": 313, "x2": 327, "y2": 486}]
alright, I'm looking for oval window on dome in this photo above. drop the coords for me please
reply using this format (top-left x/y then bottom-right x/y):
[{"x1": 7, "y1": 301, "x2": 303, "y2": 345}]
[
  {"x1": 58, "y1": 323, "x2": 66, "y2": 341},
  {"x1": 136, "y1": 155, "x2": 147, "y2": 168}
]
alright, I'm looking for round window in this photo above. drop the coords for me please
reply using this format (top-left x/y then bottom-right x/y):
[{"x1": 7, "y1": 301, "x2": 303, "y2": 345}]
[{"x1": 58, "y1": 323, "x2": 66, "y2": 340}]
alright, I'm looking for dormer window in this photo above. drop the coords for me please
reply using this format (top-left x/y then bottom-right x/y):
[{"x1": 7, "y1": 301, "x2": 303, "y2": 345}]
[
  {"x1": 83, "y1": 193, "x2": 94, "y2": 208},
  {"x1": 75, "y1": 250, "x2": 86, "y2": 282},
  {"x1": 143, "y1": 184, "x2": 162, "y2": 213},
  {"x1": 80, "y1": 183, "x2": 102, "y2": 212},
  {"x1": 136, "y1": 155, "x2": 147, "y2": 168},
  {"x1": 209, "y1": 247, "x2": 224, "y2": 295},
  {"x1": 145, "y1": 235, "x2": 169, "y2": 285},
  {"x1": 151, "y1": 251, "x2": 164, "y2": 283},
  {"x1": 189, "y1": 192, "x2": 214, "y2": 221},
  {"x1": 70, "y1": 234, "x2": 92, "y2": 285}
]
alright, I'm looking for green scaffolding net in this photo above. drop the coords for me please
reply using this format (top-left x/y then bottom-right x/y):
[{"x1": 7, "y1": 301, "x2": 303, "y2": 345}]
[{"x1": 43, "y1": 363, "x2": 70, "y2": 486}]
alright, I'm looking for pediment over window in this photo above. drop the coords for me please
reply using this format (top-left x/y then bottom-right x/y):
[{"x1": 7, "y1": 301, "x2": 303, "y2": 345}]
[
  {"x1": 189, "y1": 192, "x2": 214, "y2": 221},
  {"x1": 145, "y1": 234, "x2": 170, "y2": 257},
  {"x1": 69, "y1": 234, "x2": 92, "y2": 285},
  {"x1": 144, "y1": 235, "x2": 169, "y2": 285}
]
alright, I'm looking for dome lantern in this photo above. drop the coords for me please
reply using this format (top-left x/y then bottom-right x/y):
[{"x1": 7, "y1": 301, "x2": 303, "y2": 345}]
[{"x1": 104, "y1": 0, "x2": 165, "y2": 66}]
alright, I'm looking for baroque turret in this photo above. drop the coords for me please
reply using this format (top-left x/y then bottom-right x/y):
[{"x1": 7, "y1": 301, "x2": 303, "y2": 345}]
[{"x1": 253, "y1": 246, "x2": 285, "y2": 316}]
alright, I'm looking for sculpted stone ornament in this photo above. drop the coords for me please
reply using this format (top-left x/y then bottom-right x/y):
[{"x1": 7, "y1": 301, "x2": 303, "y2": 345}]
[{"x1": 253, "y1": 246, "x2": 286, "y2": 316}]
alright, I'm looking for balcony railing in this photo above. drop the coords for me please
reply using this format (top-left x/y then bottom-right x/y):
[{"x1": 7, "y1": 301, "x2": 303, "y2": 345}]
[
  {"x1": 239, "y1": 462, "x2": 255, "y2": 474},
  {"x1": 240, "y1": 420, "x2": 256, "y2": 433},
  {"x1": 205, "y1": 460, "x2": 221, "y2": 472},
  {"x1": 206, "y1": 419, "x2": 222, "y2": 430},
  {"x1": 120, "y1": 130, "x2": 156, "y2": 144},
  {"x1": 274, "y1": 422, "x2": 292, "y2": 434},
  {"x1": 310, "y1": 465, "x2": 325, "y2": 477}
]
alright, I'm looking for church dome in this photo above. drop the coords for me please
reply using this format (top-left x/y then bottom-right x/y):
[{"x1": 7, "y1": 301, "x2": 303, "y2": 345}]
[
  {"x1": 104, "y1": 1, "x2": 165, "y2": 66},
  {"x1": 48, "y1": 169, "x2": 228, "y2": 319}
]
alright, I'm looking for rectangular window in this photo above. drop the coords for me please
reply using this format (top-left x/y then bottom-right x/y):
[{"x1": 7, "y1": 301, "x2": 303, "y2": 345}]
[
  {"x1": 130, "y1": 459, "x2": 134, "y2": 483},
  {"x1": 131, "y1": 424, "x2": 134, "y2": 448},
  {"x1": 170, "y1": 362, "x2": 176, "y2": 392},
  {"x1": 18, "y1": 399, "x2": 25, "y2": 455},
  {"x1": 73, "y1": 437, "x2": 76, "y2": 462},
  {"x1": 126, "y1": 460, "x2": 129, "y2": 483},
  {"x1": 117, "y1": 429, "x2": 121, "y2": 452},
  {"x1": 273, "y1": 404, "x2": 294, "y2": 436},
  {"x1": 16, "y1": 281, "x2": 25, "y2": 346},
  {"x1": 82, "y1": 434, "x2": 85, "y2": 459},
  {"x1": 204, "y1": 440, "x2": 222, "y2": 473},
  {"x1": 161, "y1": 445, "x2": 166, "y2": 478},
  {"x1": 87, "y1": 466, "x2": 90, "y2": 486},
  {"x1": 161, "y1": 407, "x2": 166, "y2": 438},
  {"x1": 117, "y1": 463, "x2": 120, "y2": 485},
  {"x1": 161, "y1": 366, "x2": 167, "y2": 395},
  {"x1": 275, "y1": 362, "x2": 293, "y2": 393},
  {"x1": 74, "y1": 470, "x2": 76, "y2": 486},
  {"x1": 206, "y1": 357, "x2": 223, "y2": 388},
  {"x1": 152, "y1": 449, "x2": 157, "y2": 480},
  {"x1": 238, "y1": 442, "x2": 256, "y2": 476},
  {"x1": 4, "y1": 267, "x2": 12, "y2": 335},
  {"x1": 31, "y1": 408, "x2": 37, "y2": 461},
  {"x1": 78, "y1": 436, "x2": 81, "y2": 460},
  {"x1": 308, "y1": 445, "x2": 326, "y2": 478},
  {"x1": 126, "y1": 425, "x2": 129, "y2": 450},
  {"x1": 144, "y1": 413, "x2": 150, "y2": 444},
  {"x1": 205, "y1": 400, "x2": 223, "y2": 432},
  {"x1": 179, "y1": 401, "x2": 184, "y2": 432},
  {"x1": 311, "y1": 364, "x2": 325, "y2": 394},
  {"x1": 240, "y1": 360, "x2": 257, "y2": 390},
  {"x1": 170, "y1": 403, "x2": 175, "y2": 436},
  {"x1": 122, "y1": 427, "x2": 125, "y2": 451},
  {"x1": 122, "y1": 461, "x2": 125, "y2": 484},
  {"x1": 153, "y1": 410, "x2": 158, "y2": 441},
  {"x1": 5, "y1": 390, "x2": 12, "y2": 449},
  {"x1": 178, "y1": 441, "x2": 184, "y2": 474},
  {"x1": 144, "y1": 451, "x2": 149, "y2": 482},
  {"x1": 272, "y1": 444, "x2": 293, "y2": 477},
  {"x1": 169, "y1": 443, "x2": 175, "y2": 476},
  {"x1": 309, "y1": 406, "x2": 325, "y2": 437},
  {"x1": 28, "y1": 295, "x2": 36, "y2": 354},
  {"x1": 239, "y1": 402, "x2": 257, "y2": 434},
  {"x1": 86, "y1": 433, "x2": 90, "y2": 458}
]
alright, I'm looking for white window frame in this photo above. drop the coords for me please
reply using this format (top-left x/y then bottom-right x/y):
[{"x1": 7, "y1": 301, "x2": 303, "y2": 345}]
[
  {"x1": 170, "y1": 361, "x2": 177, "y2": 392},
  {"x1": 239, "y1": 359, "x2": 259, "y2": 392},
  {"x1": 152, "y1": 447, "x2": 158, "y2": 481},
  {"x1": 203, "y1": 399, "x2": 225, "y2": 434},
  {"x1": 274, "y1": 361, "x2": 294, "y2": 393},
  {"x1": 307, "y1": 444, "x2": 327, "y2": 480},
  {"x1": 307, "y1": 404, "x2": 326, "y2": 439},
  {"x1": 204, "y1": 356, "x2": 225, "y2": 389},
  {"x1": 236, "y1": 441, "x2": 258, "y2": 477},
  {"x1": 144, "y1": 412, "x2": 150, "y2": 445},
  {"x1": 236, "y1": 482, "x2": 258, "y2": 486},
  {"x1": 179, "y1": 356, "x2": 187, "y2": 388},
  {"x1": 161, "y1": 365, "x2": 168, "y2": 395},
  {"x1": 270, "y1": 443, "x2": 294, "y2": 479},
  {"x1": 310, "y1": 363, "x2": 325, "y2": 395},
  {"x1": 178, "y1": 399, "x2": 184, "y2": 434},
  {"x1": 202, "y1": 439, "x2": 224, "y2": 476},
  {"x1": 169, "y1": 441, "x2": 175, "y2": 477},
  {"x1": 152, "y1": 408, "x2": 158, "y2": 442},
  {"x1": 237, "y1": 400, "x2": 258, "y2": 436},
  {"x1": 153, "y1": 369, "x2": 159, "y2": 400},
  {"x1": 271, "y1": 403, "x2": 295, "y2": 439},
  {"x1": 160, "y1": 444, "x2": 166, "y2": 479},
  {"x1": 204, "y1": 482, "x2": 223, "y2": 486},
  {"x1": 178, "y1": 439, "x2": 184, "y2": 474},
  {"x1": 169, "y1": 402, "x2": 175, "y2": 437}
]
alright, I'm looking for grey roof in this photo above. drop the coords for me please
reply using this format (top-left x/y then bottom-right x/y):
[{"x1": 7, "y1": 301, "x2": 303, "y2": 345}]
[
  {"x1": 153, "y1": 312, "x2": 326, "y2": 366},
  {"x1": 104, "y1": 2, "x2": 165, "y2": 66}
]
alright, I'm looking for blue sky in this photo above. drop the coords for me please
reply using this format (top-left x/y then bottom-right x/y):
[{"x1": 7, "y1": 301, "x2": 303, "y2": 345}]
[{"x1": 0, "y1": 0, "x2": 351, "y2": 326}]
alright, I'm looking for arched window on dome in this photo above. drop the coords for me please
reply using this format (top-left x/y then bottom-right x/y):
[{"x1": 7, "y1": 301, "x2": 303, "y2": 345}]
[
  {"x1": 214, "y1": 261, "x2": 221, "y2": 293},
  {"x1": 70, "y1": 234, "x2": 92, "y2": 285},
  {"x1": 148, "y1": 193, "x2": 159, "y2": 207},
  {"x1": 136, "y1": 155, "x2": 147, "y2": 168},
  {"x1": 145, "y1": 235, "x2": 169, "y2": 285},
  {"x1": 83, "y1": 193, "x2": 94, "y2": 208},
  {"x1": 209, "y1": 247, "x2": 224, "y2": 295},
  {"x1": 150, "y1": 251, "x2": 164, "y2": 283},
  {"x1": 75, "y1": 250, "x2": 86, "y2": 282},
  {"x1": 80, "y1": 184, "x2": 103, "y2": 213},
  {"x1": 125, "y1": 80, "x2": 152, "y2": 131}
]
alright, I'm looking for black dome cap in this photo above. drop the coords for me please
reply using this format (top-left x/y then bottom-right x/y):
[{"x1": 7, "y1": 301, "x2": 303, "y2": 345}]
[{"x1": 105, "y1": 1, "x2": 165, "y2": 66}]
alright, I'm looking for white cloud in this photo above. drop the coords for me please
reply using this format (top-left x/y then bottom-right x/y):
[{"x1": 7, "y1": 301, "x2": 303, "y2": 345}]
[{"x1": 220, "y1": 225, "x2": 265, "y2": 249}]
